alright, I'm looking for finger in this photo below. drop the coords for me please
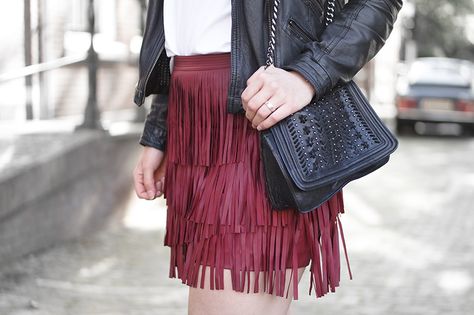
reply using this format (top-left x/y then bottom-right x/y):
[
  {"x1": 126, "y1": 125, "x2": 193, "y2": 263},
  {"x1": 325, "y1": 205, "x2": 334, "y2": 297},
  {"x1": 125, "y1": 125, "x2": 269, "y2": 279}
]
[
  {"x1": 246, "y1": 85, "x2": 275, "y2": 123},
  {"x1": 242, "y1": 79, "x2": 264, "y2": 113},
  {"x1": 143, "y1": 166, "x2": 156, "y2": 200},
  {"x1": 252, "y1": 92, "x2": 285, "y2": 128},
  {"x1": 161, "y1": 176, "x2": 166, "y2": 195},
  {"x1": 156, "y1": 176, "x2": 166, "y2": 198},
  {"x1": 133, "y1": 166, "x2": 149, "y2": 199},
  {"x1": 155, "y1": 179, "x2": 163, "y2": 197},
  {"x1": 154, "y1": 154, "x2": 167, "y2": 197},
  {"x1": 245, "y1": 65, "x2": 266, "y2": 86},
  {"x1": 241, "y1": 66, "x2": 266, "y2": 110},
  {"x1": 155, "y1": 161, "x2": 167, "y2": 180},
  {"x1": 257, "y1": 101, "x2": 294, "y2": 130}
]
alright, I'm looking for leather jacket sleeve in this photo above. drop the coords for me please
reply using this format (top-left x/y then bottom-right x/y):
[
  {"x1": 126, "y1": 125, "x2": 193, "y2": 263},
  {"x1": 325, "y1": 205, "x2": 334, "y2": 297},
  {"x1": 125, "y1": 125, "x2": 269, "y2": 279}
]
[
  {"x1": 139, "y1": 94, "x2": 168, "y2": 152},
  {"x1": 281, "y1": 0, "x2": 403, "y2": 98}
]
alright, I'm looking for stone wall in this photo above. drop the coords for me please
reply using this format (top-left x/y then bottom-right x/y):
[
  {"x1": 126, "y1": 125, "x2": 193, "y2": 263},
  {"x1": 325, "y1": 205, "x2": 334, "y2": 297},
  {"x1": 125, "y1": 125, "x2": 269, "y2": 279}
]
[{"x1": 0, "y1": 130, "x2": 140, "y2": 266}]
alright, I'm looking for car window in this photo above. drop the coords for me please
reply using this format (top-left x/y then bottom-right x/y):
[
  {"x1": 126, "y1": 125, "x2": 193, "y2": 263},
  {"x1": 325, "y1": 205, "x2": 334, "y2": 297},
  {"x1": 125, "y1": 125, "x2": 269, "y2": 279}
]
[{"x1": 407, "y1": 58, "x2": 473, "y2": 88}]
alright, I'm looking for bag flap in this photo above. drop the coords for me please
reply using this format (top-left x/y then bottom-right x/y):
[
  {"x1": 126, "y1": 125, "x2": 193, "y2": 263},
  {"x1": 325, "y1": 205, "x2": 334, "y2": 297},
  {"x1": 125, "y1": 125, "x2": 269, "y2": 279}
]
[{"x1": 261, "y1": 81, "x2": 398, "y2": 191}]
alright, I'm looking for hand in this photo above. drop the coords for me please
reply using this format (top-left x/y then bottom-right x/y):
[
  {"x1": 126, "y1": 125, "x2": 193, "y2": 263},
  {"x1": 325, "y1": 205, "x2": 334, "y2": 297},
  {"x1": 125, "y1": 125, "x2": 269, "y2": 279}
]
[
  {"x1": 133, "y1": 146, "x2": 167, "y2": 200},
  {"x1": 241, "y1": 65, "x2": 316, "y2": 130}
]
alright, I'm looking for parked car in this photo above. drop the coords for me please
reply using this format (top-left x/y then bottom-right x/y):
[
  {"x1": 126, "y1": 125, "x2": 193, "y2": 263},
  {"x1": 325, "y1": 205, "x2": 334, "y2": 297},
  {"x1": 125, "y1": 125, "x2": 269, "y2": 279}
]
[{"x1": 395, "y1": 57, "x2": 474, "y2": 135}]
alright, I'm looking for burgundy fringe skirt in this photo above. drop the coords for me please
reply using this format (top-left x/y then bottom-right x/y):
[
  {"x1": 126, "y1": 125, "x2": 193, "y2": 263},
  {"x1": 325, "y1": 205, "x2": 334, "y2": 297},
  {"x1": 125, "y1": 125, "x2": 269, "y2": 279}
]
[{"x1": 162, "y1": 52, "x2": 352, "y2": 300}]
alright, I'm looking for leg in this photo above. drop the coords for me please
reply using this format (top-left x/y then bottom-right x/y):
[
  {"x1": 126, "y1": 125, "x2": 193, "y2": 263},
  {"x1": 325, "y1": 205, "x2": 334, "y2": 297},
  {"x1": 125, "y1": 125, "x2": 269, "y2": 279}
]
[{"x1": 188, "y1": 266, "x2": 306, "y2": 315}]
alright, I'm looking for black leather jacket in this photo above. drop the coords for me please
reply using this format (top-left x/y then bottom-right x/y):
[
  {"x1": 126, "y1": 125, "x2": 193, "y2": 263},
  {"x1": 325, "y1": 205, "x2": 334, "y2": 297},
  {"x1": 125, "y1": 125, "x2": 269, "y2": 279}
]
[{"x1": 135, "y1": 0, "x2": 403, "y2": 151}]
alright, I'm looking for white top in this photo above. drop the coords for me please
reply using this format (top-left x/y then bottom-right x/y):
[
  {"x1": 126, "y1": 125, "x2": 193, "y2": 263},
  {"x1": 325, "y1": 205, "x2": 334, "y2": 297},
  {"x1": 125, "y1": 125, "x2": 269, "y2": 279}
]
[{"x1": 163, "y1": 0, "x2": 232, "y2": 71}]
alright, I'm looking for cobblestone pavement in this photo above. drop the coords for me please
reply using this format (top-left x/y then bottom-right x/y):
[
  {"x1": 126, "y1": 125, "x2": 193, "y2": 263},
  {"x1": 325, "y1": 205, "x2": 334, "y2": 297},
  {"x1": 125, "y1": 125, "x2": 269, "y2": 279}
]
[{"x1": 0, "y1": 134, "x2": 473, "y2": 315}]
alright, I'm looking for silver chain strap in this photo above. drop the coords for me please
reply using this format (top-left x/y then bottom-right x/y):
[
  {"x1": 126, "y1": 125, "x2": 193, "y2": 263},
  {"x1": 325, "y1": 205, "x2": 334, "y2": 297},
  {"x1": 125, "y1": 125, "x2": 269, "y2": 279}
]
[
  {"x1": 325, "y1": 0, "x2": 336, "y2": 25},
  {"x1": 265, "y1": 0, "x2": 281, "y2": 68},
  {"x1": 264, "y1": 0, "x2": 335, "y2": 69}
]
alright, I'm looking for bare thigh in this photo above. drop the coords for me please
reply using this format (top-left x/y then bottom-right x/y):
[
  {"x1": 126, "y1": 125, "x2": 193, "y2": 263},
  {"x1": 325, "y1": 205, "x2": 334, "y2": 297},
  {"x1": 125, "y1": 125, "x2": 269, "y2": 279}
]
[{"x1": 188, "y1": 266, "x2": 306, "y2": 315}]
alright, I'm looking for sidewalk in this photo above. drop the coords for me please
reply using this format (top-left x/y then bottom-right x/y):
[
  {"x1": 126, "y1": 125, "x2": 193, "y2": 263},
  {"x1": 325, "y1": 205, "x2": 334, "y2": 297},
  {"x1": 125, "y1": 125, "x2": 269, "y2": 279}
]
[{"x1": 0, "y1": 134, "x2": 473, "y2": 315}]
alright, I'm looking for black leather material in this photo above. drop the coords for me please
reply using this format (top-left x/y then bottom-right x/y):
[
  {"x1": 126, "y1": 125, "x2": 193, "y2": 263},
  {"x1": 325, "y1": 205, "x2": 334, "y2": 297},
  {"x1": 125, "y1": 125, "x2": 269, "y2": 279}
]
[
  {"x1": 260, "y1": 81, "x2": 398, "y2": 213},
  {"x1": 135, "y1": 0, "x2": 403, "y2": 150},
  {"x1": 139, "y1": 94, "x2": 168, "y2": 152}
]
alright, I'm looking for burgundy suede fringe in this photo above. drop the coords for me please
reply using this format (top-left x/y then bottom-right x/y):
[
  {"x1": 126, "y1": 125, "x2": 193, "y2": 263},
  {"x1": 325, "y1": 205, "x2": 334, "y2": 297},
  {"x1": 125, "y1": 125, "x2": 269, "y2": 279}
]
[{"x1": 162, "y1": 53, "x2": 352, "y2": 300}]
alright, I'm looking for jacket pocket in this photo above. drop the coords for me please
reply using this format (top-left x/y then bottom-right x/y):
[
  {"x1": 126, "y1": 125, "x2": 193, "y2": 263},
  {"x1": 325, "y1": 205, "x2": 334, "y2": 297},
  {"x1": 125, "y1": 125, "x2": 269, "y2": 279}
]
[{"x1": 287, "y1": 17, "x2": 317, "y2": 43}]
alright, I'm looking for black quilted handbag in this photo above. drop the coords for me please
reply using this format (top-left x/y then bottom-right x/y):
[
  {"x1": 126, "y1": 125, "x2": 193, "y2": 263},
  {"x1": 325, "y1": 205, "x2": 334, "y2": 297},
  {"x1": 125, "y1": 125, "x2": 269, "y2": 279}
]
[{"x1": 259, "y1": 0, "x2": 399, "y2": 213}]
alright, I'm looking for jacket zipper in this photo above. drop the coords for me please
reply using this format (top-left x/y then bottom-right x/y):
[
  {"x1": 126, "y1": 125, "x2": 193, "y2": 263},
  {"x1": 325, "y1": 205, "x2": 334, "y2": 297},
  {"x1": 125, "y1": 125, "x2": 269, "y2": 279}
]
[{"x1": 287, "y1": 18, "x2": 316, "y2": 42}]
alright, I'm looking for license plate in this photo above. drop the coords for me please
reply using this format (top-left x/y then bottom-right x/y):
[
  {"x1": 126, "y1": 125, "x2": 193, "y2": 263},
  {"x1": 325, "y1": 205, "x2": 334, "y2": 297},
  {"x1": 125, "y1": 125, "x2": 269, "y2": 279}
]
[
  {"x1": 414, "y1": 122, "x2": 462, "y2": 136},
  {"x1": 420, "y1": 98, "x2": 454, "y2": 110}
]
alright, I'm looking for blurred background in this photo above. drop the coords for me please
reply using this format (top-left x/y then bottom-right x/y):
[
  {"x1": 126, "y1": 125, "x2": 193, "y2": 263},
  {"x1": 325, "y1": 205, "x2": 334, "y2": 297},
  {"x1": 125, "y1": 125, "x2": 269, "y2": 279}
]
[{"x1": 0, "y1": 0, "x2": 473, "y2": 314}]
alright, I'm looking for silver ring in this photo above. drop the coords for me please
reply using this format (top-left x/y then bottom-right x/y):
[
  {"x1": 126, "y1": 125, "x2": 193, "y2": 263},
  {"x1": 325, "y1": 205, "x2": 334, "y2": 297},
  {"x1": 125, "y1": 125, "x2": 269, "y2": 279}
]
[{"x1": 264, "y1": 100, "x2": 275, "y2": 112}]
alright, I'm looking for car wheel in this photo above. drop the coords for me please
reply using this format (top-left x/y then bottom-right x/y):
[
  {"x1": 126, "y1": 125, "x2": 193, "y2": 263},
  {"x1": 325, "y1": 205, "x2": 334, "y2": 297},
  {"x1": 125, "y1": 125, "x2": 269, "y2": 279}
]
[
  {"x1": 463, "y1": 124, "x2": 474, "y2": 137},
  {"x1": 396, "y1": 119, "x2": 414, "y2": 135}
]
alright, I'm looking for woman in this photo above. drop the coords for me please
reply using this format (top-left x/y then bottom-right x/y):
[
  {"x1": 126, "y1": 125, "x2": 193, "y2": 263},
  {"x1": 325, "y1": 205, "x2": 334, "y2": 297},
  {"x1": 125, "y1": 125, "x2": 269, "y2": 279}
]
[{"x1": 133, "y1": 0, "x2": 403, "y2": 314}]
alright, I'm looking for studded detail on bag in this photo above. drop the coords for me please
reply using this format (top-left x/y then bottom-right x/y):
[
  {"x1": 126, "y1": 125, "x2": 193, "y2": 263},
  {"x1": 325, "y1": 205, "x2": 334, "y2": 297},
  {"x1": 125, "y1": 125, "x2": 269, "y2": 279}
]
[{"x1": 289, "y1": 83, "x2": 382, "y2": 176}]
